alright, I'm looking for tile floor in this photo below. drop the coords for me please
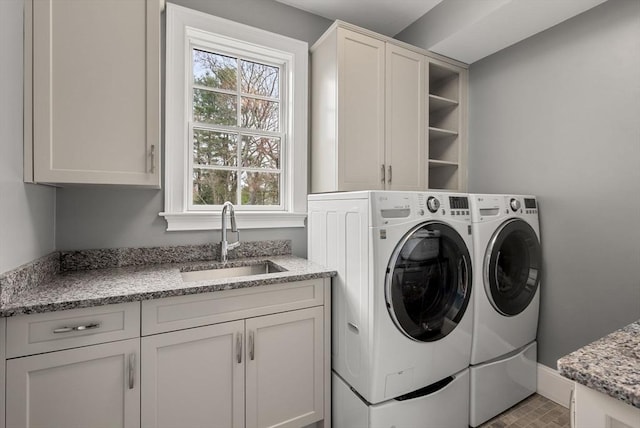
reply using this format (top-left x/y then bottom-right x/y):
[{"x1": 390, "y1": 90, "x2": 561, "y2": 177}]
[{"x1": 479, "y1": 394, "x2": 570, "y2": 428}]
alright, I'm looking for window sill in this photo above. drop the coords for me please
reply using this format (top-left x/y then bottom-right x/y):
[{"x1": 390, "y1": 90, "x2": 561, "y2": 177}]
[{"x1": 159, "y1": 211, "x2": 307, "y2": 231}]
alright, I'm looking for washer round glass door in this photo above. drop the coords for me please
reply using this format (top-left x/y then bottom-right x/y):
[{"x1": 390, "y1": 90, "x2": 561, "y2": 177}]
[
  {"x1": 484, "y1": 218, "x2": 541, "y2": 316},
  {"x1": 385, "y1": 222, "x2": 472, "y2": 342}
]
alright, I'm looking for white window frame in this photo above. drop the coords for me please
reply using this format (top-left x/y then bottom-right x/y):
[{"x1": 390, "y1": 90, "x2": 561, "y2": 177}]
[{"x1": 161, "y1": 3, "x2": 308, "y2": 230}]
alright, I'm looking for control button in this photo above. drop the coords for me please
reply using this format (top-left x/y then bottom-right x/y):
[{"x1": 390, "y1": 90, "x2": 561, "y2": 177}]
[
  {"x1": 426, "y1": 196, "x2": 440, "y2": 213},
  {"x1": 417, "y1": 209, "x2": 425, "y2": 216},
  {"x1": 510, "y1": 198, "x2": 521, "y2": 212}
]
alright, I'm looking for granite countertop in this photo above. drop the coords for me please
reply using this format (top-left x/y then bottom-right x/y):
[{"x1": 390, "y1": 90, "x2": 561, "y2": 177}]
[
  {"x1": 557, "y1": 321, "x2": 640, "y2": 409},
  {"x1": 0, "y1": 241, "x2": 336, "y2": 317}
]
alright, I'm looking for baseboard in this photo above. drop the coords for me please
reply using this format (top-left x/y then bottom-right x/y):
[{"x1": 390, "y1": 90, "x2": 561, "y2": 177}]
[{"x1": 536, "y1": 363, "x2": 574, "y2": 408}]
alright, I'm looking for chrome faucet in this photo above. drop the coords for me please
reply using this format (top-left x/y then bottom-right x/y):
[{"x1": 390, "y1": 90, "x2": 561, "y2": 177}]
[{"x1": 220, "y1": 201, "x2": 240, "y2": 262}]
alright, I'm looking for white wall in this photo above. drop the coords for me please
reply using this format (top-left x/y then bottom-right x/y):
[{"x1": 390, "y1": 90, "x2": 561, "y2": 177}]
[
  {"x1": 467, "y1": 0, "x2": 640, "y2": 367},
  {"x1": 0, "y1": 0, "x2": 56, "y2": 273},
  {"x1": 54, "y1": 0, "x2": 331, "y2": 258}
]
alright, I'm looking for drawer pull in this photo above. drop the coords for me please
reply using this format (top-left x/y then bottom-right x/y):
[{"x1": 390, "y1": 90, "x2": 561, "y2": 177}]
[{"x1": 53, "y1": 322, "x2": 101, "y2": 334}]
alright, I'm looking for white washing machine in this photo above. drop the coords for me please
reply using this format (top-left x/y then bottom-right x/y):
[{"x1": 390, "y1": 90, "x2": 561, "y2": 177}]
[
  {"x1": 308, "y1": 191, "x2": 474, "y2": 426},
  {"x1": 468, "y1": 194, "x2": 542, "y2": 427}
]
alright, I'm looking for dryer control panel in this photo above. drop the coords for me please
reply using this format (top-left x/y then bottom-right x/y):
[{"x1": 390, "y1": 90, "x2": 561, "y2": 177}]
[{"x1": 470, "y1": 194, "x2": 539, "y2": 223}]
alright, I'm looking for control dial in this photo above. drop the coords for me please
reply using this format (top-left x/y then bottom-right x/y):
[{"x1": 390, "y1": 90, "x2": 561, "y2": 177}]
[
  {"x1": 426, "y1": 196, "x2": 440, "y2": 213},
  {"x1": 510, "y1": 198, "x2": 521, "y2": 212}
]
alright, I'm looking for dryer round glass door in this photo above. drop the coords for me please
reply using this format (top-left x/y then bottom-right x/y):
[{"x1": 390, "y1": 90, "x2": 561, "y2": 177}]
[
  {"x1": 484, "y1": 218, "x2": 541, "y2": 316},
  {"x1": 385, "y1": 222, "x2": 472, "y2": 342}
]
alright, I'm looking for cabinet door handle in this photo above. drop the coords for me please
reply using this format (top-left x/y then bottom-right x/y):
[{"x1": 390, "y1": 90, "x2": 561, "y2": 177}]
[
  {"x1": 128, "y1": 353, "x2": 135, "y2": 390},
  {"x1": 249, "y1": 330, "x2": 255, "y2": 361},
  {"x1": 149, "y1": 145, "x2": 156, "y2": 173},
  {"x1": 381, "y1": 164, "x2": 385, "y2": 184},
  {"x1": 569, "y1": 387, "x2": 575, "y2": 428},
  {"x1": 53, "y1": 322, "x2": 101, "y2": 334},
  {"x1": 388, "y1": 165, "x2": 392, "y2": 184},
  {"x1": 236, "y1": 332, "x2": 242, "y2": 364}
]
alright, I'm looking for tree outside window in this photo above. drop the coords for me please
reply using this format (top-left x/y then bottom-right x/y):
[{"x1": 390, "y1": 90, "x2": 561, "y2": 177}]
[{"x1": 191, "y1": 49, "x2": 282, "y2": 208}]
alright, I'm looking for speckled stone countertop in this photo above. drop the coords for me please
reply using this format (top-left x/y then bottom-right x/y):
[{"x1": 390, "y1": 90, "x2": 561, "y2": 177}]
[
  {"x1": 0, "y1": 241, "x2": 335, "y2": 317},
  {"x1": 557, "y1": 321, "x2": 640, "y2": 408}
]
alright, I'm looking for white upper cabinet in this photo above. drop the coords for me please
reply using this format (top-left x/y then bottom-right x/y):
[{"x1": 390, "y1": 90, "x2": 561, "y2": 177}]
[
  {"x1": 385, "y1": 44, "x2": 426, "y2": 191},
  {"x1": 310, "y1": 21, "x2": 468, "y2": 192},
  {"x1": 24, "y1": 0, "x2": 161, "y2": 187},
  {"x1": 335, "y1": 28, "x2": 386, "y2": 191}
]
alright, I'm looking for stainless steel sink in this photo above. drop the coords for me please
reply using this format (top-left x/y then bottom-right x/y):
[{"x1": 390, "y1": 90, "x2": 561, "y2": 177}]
[{"x1": 180, "y1": 262, "x2": 283, "y2": 282}]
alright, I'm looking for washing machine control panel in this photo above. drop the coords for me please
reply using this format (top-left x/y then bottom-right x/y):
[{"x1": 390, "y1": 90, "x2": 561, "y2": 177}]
[
  {"x1": 372, "y1": 192, "x2": 471, "y2": 226},
  {"x1": 426, "y1": 196, "x2": 440, "y2": 213}
]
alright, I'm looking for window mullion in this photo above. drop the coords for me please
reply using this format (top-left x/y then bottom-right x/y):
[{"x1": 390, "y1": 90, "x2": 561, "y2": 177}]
[{"x1": 236, "y1": 60, "x2": 243, "y2": 206}]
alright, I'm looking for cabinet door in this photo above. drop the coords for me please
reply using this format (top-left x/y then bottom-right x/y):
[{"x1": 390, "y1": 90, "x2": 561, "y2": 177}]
[
  {"x1": 141, "y1": 321, "x2": 245, "y2": 428},
  {"x1": 29, "y1": 0, "x2": 160, "y2": 186},
  {"x1": 337, "y1": 28, "x2": 385, "y2": 191},
  {"x1": 385, "y1": 44, "x2": 426, "y2": 191},
  {"x1": 245, "y1": 306, "x2": 324, "y2": 428},
  {"x1": 6, "y1": 338, "x2": 140, "y2": 428}
]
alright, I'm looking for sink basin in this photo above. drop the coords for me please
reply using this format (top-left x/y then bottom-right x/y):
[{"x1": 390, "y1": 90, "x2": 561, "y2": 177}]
[{"x1": 180, "y1": 262, "x2": 284, "y2": 282}]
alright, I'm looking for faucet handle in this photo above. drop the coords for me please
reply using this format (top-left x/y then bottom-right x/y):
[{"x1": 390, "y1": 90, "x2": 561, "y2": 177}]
[{"x1": 228, "y1": 230, "x2": 241, "y2": 250}]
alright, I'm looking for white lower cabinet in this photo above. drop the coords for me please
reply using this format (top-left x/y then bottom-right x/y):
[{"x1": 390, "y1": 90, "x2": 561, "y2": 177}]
[
  {"x1": 142, "y1": 320, "x2": 246, "y2": 428},
  {"x1": 2, "y1": 279, "x2": 330, "y2": 428},
  {"x1": 574, "y1": 382, "x2": 640, "y2": 428},
  {"x1": 5, "y1": 338, "x2": 141, "y2": 428},
  {"x1": 245, "y1": 307, "x2": 324, "y2": 428},
  {"x1": 142, "y1": 306, "x2": 324, "y2": 428}
]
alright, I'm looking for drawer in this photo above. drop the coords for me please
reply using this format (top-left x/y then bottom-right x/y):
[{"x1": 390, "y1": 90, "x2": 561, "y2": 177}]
[
  {"x1": 6, "y1": 302, "x2": 140, "y2": 358},
  {"x1": 142, "y1": 278, "x2": 326, "y2": 335}
]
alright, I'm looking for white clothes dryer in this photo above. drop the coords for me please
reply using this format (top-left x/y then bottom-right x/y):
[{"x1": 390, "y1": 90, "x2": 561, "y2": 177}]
[
  {"x1": 308, "y1": 191, "x2": 474, "y2": 407},
  {"x1": 468, "y1": 194, "x2": 542, "y2": 427}
]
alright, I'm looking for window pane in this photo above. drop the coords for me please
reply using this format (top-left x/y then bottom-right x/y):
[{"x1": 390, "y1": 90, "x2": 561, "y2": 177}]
[
  {"x1": 194, "y1": 130, "x2": 237, "y2": 167},
  {"x1": 193, "y1": 169, "x2": 237, "y2": 205},
  {"x1": 193, "y1": 89, "x2": 237, "y2": 125},
  {"x1": 193, "y1": 50, "x2": 237, "y2": 90},
  {"x1": 241, "y1": 135, "x2": 280, "y2": 169},
  {"x1": 241, "y1": 60, "x2": 279, "y2": 98},
  {"x1": 241, "y1": 171, "x2": 280, "y2": 206},
  {"x1": 241, "y1": 97, "x2": 279, "y2": 131}
]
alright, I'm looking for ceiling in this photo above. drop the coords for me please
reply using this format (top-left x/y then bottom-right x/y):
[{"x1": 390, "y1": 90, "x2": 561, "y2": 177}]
[
  {"x1": 275, "y1": 0, "x2": 444, "y2": 36},
  {"x1": 275, "y1": 0, "x2": 609, "y2": 64}
]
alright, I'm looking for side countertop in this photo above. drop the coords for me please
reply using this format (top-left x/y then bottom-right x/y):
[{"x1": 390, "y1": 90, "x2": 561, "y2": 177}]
[
  {"x1": 0, "y1": 241, "x2": 336, "y2": 317},
  {"x1": 557, "y1": 321, "x2": 640, "y2": 409}
]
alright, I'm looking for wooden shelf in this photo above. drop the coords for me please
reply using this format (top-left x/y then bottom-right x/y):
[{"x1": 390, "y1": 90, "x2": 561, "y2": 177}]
[
  {"x1": 429, "y1": 94, "x2": 458, "y2": 113},
  {"x1": 428, "y1": 126, "x2": 458, "y2": 139},
  {"x1": 428, "y1": 159, "x2": 459, "y2": 168}
]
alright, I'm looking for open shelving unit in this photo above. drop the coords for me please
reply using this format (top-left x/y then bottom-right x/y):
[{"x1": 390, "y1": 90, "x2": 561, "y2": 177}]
[{"x1": 427, "y1": 60, "x2": 466, "y2": 191}]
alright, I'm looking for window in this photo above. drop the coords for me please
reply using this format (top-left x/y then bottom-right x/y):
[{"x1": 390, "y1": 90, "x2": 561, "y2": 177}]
[{"x1": 162, "y1": 4, "x2": 308, "y2": 230}]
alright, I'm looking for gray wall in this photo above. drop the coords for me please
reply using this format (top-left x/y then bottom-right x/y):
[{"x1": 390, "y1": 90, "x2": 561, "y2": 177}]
[
  {"x1": 467, "y1": 0, "x2": 640, "y2": 368},
  {"x1": 0, "y1": 0, "x2": 56, "y2": 273},
  {"x1": 55, "y1": 0, "x2": 332, "y2": 258}
]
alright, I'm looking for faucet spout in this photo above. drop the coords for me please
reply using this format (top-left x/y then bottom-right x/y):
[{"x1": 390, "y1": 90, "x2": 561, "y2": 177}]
[{"x1": 220, "y1": 201, "x2": 240, "y2": 262}]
